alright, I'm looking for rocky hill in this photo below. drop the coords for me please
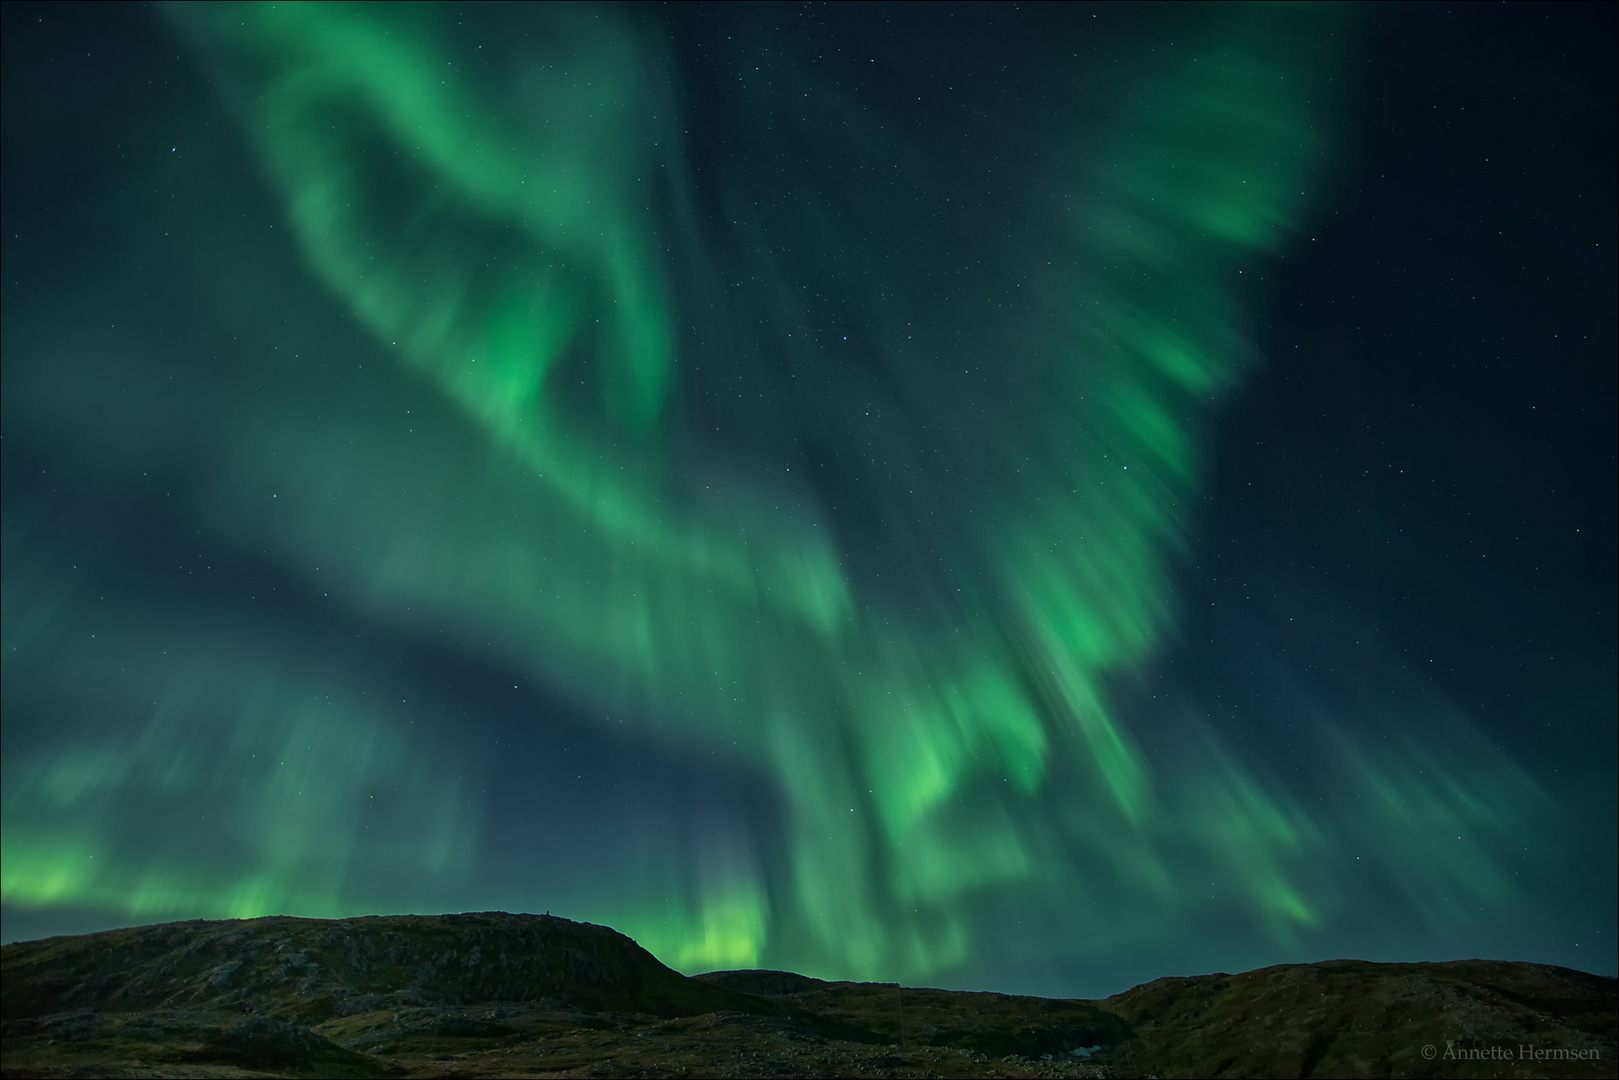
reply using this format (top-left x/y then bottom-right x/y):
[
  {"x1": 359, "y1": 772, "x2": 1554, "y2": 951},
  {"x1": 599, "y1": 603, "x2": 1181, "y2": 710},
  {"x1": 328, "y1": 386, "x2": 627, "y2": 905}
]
[{"x1": 2, "y1": 913, "x2": 1613, "y2": 1078}]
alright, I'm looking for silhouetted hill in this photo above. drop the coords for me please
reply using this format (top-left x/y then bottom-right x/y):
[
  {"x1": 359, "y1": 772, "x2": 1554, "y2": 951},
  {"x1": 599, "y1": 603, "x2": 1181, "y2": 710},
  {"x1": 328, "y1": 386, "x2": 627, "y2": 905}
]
[
  {"x1": 1, "y1": 911, "x2": 752, "y2": 1023},
  {"x1": 1105, "y1": 958, "x2": 1616, "y2": 1079},
  {"x1": 2, "y1": 913, "x2": 1613, "y2": 1078}
]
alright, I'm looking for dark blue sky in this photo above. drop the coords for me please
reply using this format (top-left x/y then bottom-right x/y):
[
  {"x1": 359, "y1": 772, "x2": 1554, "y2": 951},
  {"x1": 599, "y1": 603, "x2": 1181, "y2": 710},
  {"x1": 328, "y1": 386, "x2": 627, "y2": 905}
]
[{"x1": 3, "y1": 2, "x2": 1613, "y2": 996}]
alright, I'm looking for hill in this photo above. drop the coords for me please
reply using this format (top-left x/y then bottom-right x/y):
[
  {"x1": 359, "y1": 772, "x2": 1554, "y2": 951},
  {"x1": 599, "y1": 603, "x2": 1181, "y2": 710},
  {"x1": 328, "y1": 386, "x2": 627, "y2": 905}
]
[{"x1": 2, "y1": 913, "x2": 1613, "y2": 1078}]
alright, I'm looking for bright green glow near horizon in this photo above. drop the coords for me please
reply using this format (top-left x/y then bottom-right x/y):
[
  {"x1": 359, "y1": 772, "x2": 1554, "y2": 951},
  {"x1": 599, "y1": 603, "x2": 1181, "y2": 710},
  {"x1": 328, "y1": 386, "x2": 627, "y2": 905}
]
[{"x1": 1, "y1": 3, "x2": 1549, "y2": 982}]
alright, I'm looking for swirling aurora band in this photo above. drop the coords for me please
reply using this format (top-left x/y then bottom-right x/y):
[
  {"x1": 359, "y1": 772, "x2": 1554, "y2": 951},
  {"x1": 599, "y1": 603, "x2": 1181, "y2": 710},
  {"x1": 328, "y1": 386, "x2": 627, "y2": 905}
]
[{"x1": 1, "y1": 2, "x2": 1554, "y2": 985}]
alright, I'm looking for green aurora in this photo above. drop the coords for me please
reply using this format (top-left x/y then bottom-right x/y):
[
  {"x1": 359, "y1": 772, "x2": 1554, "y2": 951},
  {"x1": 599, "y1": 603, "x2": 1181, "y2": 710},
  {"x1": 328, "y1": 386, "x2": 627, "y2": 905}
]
[{"x1": 1, "y1": 2, "x2": 1594, "y2": 989}]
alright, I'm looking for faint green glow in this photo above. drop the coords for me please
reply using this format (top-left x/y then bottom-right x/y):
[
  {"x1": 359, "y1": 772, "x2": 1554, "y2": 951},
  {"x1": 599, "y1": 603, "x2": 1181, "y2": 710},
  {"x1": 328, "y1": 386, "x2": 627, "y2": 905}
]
[
  {"x1": 1, "y1": 631, "x2": 475, "y2": 924},
  {"x1": 0, "y1": 2, "x2": 1552, "y2": 983}
]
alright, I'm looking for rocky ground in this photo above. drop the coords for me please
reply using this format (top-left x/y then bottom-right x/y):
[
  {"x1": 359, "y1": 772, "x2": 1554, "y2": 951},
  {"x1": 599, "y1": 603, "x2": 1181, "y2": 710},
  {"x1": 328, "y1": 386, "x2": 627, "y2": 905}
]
[{"x1": 2, "y1": 913, "x2": 1613, "y2": 1078}]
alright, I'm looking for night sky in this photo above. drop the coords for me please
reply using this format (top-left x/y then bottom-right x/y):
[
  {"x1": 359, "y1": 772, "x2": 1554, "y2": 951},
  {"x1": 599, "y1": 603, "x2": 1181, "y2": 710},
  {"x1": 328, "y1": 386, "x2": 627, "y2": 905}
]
[{"x1": 3, "y1": 2, "x2": 1613, "y2": 998}]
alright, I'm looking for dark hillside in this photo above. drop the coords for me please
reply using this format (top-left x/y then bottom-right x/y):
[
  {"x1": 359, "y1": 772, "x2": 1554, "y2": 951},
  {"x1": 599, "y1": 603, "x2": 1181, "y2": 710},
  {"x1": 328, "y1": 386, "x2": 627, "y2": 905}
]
[
  {"x1": 697, "y1": 969, "x2": 1130, "y2": 1059},
  {"x1": 3, "y1": 915, "x2": 1614, "y2": 1078},
  {"x1": 1, "y1": 911, "x2": 754, "y2": 1023},
  {"x1": 1104, "y1": 958, "x2": 1616, "y2": 1079}
]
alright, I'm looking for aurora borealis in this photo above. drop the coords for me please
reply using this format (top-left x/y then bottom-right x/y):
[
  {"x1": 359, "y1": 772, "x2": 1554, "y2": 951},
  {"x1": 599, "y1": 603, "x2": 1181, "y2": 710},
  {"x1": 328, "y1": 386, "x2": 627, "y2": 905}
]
[{"x1": 3, "y1": 1, "x2": 1614, "y2": 997}]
